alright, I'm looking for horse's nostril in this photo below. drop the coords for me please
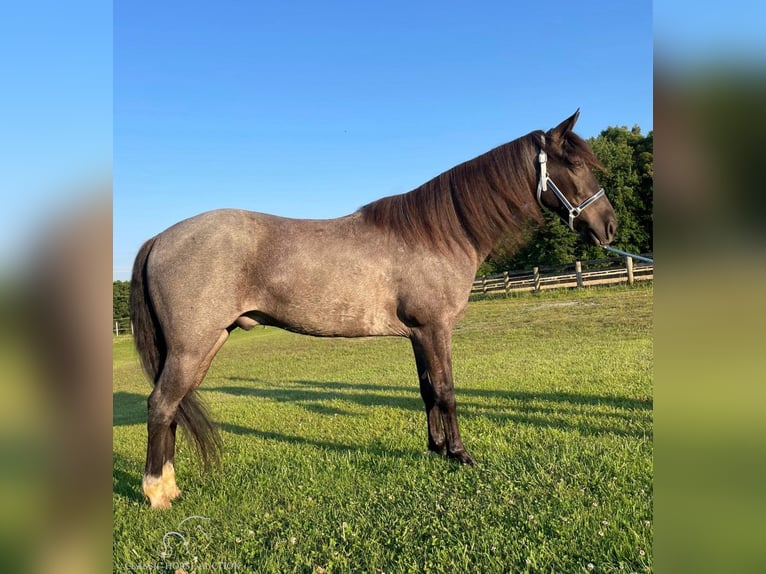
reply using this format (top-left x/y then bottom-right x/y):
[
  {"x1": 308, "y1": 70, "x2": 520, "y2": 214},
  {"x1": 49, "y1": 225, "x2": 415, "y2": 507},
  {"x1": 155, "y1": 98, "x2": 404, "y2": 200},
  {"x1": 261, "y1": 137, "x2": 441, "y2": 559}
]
[{"x1": 606, "y1": 218, "x2": 617, "y2": 242}]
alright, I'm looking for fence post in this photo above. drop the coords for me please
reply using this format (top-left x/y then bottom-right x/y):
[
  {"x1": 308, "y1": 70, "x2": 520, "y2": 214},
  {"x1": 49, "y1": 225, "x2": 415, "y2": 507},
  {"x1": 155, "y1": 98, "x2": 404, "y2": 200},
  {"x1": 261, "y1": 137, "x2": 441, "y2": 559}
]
[
  {"x1": 575, "y1": 260, "x2": 583, "y2": 288},
  {"x1": 481, "y1": 274, "x2": 488, "y2": 295},
  {"x1": 503, "y1": 271, "x2": 509, "y2": 294},
  {"x1": 626, "y1": 256, "x2": 634, "y2": 285},
  {"x1": 115, "y1": 321, "x2": 119, "y2": 336},
  {"x1": 130, "y1": 321, "x2": 134, "y2": 336},
  {"x1": 533, "y1": 266, "x2": 541, "y2": 293}
]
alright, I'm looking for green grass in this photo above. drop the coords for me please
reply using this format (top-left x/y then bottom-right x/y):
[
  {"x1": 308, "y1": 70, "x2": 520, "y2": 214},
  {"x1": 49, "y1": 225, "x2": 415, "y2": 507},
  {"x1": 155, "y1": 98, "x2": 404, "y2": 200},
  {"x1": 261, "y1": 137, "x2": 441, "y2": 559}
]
[{"x1": 113, "y1": 284, "x2": 652, "y2": 573}]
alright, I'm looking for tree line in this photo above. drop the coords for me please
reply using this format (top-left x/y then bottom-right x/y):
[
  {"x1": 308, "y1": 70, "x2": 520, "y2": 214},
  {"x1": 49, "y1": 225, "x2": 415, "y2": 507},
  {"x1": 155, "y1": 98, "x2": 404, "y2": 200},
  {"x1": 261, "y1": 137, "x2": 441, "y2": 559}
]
[
  {"x1": 114, "y1": 124, "x2": 652, "y2": 325},
  {"x1": 113, "y1": 279, "x2": 130, "y2": 329}
]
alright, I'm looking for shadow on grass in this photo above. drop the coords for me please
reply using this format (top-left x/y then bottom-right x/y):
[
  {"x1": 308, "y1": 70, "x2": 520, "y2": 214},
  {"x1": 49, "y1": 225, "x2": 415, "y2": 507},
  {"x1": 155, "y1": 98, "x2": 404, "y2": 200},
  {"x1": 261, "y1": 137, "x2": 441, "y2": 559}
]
[
  {"x1": 222, "y1": 377, "x2": 651, "y2": 412},
  {"x1": 113, "y1": 452, "x2": 144, "y2": 503},
  {"x1": 218, "y1": 423, "x2": 420, "y2": 460},
  {"x1": 464, "y1": 387, "x2": 652, "y2": 412},
  {"x1": 113, "y1": 377, "x2": 652, "y2": 470},
  {"x1": 113, "y1": 390, "x2": 146, "y2": 426},
  {"x1": 212, "y1": 378, "x2": 421, "y2": 413},
  {"x1": 214, "y1": 377, "x2": 651, "y2": 438}
]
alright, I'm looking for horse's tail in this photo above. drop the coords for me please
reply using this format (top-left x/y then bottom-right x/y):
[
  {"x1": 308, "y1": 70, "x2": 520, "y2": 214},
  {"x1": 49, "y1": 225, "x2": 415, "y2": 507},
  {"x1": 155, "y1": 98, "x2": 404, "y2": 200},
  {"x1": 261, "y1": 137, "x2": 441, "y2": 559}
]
[
  {"x1": 130, "y1": 237, "x2": 164, "y2": 383},
  {"x1": 130, "y1": 237, "x2": 222, "y2": 466}
]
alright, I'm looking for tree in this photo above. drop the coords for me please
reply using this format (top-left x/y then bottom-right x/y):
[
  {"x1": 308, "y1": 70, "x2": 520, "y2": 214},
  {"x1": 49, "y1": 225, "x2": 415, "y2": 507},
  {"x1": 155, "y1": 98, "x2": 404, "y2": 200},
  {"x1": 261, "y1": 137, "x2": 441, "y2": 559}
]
[
  {"x1": 113, "y1": 280, "x2": 130, "y2": 324},
  {"x1": 589, "y1": 125, "x2": 653, "y2": 256}
]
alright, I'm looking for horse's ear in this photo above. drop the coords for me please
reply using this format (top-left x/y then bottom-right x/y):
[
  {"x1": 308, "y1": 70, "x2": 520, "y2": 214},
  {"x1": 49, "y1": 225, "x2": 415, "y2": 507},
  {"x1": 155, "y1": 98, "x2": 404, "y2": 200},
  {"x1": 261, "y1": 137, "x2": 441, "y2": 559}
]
[{"x1": 547, "y1": 109, "x2": 581, "y2": 145}]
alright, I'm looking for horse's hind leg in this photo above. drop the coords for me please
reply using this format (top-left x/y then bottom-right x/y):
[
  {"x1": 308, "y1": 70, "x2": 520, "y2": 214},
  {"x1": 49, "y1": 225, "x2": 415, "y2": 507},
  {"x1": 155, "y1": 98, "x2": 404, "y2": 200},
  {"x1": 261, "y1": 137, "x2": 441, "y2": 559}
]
[
  {"x1": 143, "y1": 419, "x2": 181, "y2": 507},
  {"x1": 161, "y1": 421, "x2": 181, "y2": 500},
  {"x1": 143, "y1": 329, "x2": 228, "y2": 509},
  {"x1": 143, "y1": 381, "x2": 180, "y2": 509}
]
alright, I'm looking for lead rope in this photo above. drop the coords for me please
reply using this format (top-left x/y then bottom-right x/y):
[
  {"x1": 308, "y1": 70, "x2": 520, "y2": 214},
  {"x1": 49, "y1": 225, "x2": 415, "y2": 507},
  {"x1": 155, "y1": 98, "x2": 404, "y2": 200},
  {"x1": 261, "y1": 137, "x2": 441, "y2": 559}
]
[{"x1": 602, "y1": 245, "x2": 654, "y2": 264}]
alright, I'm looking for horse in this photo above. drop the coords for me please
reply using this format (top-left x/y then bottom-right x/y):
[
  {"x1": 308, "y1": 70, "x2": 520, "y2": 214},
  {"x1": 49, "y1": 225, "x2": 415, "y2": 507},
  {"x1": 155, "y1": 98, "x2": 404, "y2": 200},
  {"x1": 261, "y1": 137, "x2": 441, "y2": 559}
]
[{"x1": 130, "y1": 110, "x2": 616, "y2": 508}]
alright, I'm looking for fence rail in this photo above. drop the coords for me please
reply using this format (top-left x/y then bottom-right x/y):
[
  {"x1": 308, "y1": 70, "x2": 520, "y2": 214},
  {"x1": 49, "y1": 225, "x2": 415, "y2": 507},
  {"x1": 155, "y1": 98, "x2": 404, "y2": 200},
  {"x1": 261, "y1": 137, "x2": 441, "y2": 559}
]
[{"x1": 471, "y1": 254, "x2": 653, "y2": 298}]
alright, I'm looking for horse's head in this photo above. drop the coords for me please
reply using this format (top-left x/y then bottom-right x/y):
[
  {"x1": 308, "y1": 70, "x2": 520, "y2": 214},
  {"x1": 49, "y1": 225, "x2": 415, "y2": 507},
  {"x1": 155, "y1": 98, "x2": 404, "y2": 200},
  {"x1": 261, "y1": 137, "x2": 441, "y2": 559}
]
[{"x1": 537, "y1": 110, "x2": 617, "y2": 246}]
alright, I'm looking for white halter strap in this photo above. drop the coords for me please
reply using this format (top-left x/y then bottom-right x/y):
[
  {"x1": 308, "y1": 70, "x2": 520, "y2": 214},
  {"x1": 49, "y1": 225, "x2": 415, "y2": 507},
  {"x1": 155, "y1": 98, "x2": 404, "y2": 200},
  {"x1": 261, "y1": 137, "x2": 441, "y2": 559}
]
[{"x1": 536, "y1": 136, "x2": 605, "y2": 231}]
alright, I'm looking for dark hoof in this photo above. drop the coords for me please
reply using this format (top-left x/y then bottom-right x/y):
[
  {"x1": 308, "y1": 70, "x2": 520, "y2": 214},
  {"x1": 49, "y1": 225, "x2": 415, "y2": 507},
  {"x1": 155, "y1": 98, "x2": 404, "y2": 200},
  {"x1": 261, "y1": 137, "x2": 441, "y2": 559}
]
[{"x1": 448, "y1": 450, "x2": 475, "y2": 465}]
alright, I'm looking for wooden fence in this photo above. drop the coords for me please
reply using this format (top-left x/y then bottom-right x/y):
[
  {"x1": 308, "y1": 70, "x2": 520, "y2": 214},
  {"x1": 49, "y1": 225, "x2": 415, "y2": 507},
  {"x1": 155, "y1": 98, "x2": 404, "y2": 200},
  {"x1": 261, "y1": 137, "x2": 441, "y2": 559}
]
[
  {"x1": 471, "y1": 254, "x2": 653, "y2": 298},
  {"x1": 114, "y1": 318, "x2": 132, "y2": 336}
]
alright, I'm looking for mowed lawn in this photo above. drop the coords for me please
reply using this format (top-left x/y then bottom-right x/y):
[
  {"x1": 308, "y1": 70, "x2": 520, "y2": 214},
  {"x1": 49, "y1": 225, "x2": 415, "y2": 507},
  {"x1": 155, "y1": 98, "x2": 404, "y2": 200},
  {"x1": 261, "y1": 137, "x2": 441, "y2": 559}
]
[{"x1": 113, "y1": 284, "x2": 652, "y2": 574}]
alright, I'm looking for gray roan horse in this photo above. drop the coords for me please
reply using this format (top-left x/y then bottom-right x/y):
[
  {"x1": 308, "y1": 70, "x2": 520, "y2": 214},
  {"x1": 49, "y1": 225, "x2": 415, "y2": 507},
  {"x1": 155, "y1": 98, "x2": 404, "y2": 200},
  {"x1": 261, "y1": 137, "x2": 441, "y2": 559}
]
[{"x1": 130, "y1": 110, "x2": 616, "y2": 508}]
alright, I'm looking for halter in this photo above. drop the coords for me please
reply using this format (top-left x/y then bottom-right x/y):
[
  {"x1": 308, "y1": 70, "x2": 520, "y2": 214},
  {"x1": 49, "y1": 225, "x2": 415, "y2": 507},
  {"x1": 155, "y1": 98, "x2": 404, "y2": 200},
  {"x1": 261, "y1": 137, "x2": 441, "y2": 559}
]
[{"x1": 536, "y1": 139, "x2": 606, "y2": 231}]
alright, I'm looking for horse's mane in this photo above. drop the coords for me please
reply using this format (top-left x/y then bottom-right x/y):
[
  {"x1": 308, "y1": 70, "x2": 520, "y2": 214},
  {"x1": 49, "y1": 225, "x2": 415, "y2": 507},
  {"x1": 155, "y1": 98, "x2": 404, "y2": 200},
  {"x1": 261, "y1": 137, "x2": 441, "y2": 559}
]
[{"x1": 359, "y1": 131, "x2": 547, "y2": 257}]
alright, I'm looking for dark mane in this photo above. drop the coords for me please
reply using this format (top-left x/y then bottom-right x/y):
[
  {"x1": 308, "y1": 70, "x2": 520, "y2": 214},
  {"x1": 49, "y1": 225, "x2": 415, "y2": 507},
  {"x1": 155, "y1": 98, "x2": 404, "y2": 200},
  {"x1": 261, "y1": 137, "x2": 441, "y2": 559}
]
[{"x1": 358, "y1": 132, "x2": 546, "y2": 257}]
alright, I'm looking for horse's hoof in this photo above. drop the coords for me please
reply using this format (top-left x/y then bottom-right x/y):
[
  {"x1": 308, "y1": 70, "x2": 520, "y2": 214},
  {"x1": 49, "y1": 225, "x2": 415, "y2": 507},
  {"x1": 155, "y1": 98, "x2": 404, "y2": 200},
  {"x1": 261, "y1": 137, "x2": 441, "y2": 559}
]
[
  {"x1": 449, "y1": 450, "x2": 475, "y2": 465},
  {"x1": 144, "y1": 489, "x2": 172, "y2": 509},
  {"x1": 149, "y1": 496, "x2": 172, "y2": 510},
  {"x1": 143, "y1": 475, "x2": 173, "y2": 509}
]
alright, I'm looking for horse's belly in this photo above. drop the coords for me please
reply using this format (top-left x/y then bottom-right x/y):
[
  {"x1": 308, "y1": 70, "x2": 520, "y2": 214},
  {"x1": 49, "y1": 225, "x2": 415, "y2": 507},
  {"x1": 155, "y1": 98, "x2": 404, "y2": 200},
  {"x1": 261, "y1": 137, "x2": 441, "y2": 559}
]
[
  {"x1": 252, "y1": 287, "x2": 406, "y2": 338},
  {"x1": 249, "y1": 308, "x2": 402, "y2": 338}
]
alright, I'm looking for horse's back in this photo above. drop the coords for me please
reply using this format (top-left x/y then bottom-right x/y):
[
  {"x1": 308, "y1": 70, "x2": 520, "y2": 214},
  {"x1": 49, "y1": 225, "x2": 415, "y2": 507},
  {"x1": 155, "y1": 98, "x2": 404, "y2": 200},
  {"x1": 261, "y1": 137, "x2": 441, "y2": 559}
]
[{"x1": 144, "y1": 209, "x2": 415, "y2": 339}]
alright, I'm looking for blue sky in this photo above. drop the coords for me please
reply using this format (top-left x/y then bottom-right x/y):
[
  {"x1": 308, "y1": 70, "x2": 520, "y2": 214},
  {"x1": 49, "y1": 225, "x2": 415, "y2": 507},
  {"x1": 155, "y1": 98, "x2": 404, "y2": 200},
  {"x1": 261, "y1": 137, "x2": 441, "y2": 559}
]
[
  {"x1": 113, "y1": 1, "x2": 653, "y2": 279},
  {"x1": 0, "y1": 0, "x2": 645, "y2": 281},
  {"x1": 655, "y1": 0, "x2": 766, "y2": 68},
  {"x1": 0, "y1": 1, "x2": 111, "y2": 275}
]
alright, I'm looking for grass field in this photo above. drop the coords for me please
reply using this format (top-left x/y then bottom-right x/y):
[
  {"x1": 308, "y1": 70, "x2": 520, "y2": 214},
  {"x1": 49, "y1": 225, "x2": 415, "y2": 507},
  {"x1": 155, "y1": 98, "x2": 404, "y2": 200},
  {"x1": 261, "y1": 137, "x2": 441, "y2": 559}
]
[{"x1": 113, "y1": 284, "x2": 652, "y2": 573}]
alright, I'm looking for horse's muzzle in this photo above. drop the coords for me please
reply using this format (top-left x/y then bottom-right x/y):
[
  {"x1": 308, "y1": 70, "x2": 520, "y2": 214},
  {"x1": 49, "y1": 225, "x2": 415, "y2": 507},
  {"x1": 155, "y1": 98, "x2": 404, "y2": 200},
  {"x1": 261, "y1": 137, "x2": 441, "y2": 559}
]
[{"x1": 587, "y1": 216, "x2": 617, "y2": 246}]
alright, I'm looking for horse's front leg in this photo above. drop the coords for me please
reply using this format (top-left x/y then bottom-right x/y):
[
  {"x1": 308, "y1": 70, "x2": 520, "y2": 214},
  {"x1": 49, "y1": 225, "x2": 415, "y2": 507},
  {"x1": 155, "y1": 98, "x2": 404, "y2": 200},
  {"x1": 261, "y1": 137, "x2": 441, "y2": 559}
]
[
  {"x1": 411, "y1": 325, "x2": 474, "y2": 465},
  {"x1": 412, "y1": 339, "x2": 446, "y2": 455}
]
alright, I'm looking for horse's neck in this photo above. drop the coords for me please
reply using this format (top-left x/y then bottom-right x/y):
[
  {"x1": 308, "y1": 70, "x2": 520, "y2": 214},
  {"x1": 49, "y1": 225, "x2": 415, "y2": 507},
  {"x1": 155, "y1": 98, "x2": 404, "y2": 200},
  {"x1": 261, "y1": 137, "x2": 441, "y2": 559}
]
[{"x1": 458, "y1": 182, "x2": 541, "y2": 268}]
